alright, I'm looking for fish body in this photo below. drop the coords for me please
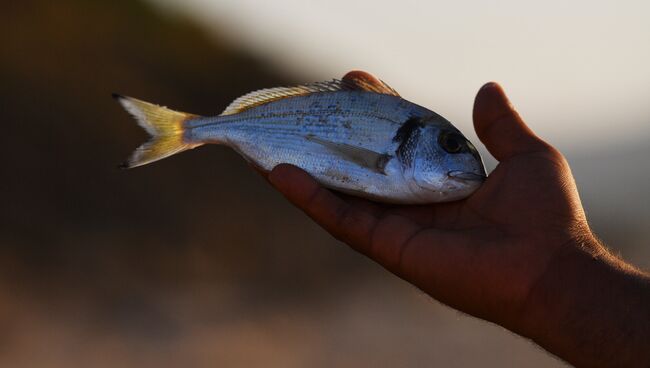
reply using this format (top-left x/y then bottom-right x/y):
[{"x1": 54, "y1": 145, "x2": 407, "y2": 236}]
[{"x1": 115, "y1": 71, "x2": 486, "y2": 204}]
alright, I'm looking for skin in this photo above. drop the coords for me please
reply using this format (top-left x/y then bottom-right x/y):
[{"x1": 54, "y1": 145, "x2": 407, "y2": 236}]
[{"x1": 264, "y1": 82, "x2": 650, "y2": 367}]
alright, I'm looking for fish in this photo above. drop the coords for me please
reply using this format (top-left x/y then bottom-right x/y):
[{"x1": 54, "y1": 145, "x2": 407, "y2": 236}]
[{"x1": 114, "y1": 71, "x2": 486, "y2": 204}]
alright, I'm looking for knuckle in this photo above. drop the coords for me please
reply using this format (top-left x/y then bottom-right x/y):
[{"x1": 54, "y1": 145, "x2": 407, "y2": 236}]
[
  {"x1": 537, "y1": 145, "x2": 569, "y2": 168},
  {"x1": 304, "y1": 186, "x2": 325, "y2": 208},
  {"x1": 396, "y1": 228, "x2": 427, "y2": 275},
  {"x1": 333, "y1": 204, "x2": 369, "y2": 245},
  {"x1": 542, "y1": 144, "x2": 564, "y2": 162},
  {"x1": 334, "y1": 204, "x2": 356, "y2": 229}
]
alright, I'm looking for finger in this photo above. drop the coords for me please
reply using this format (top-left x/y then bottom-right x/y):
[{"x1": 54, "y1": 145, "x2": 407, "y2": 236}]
[
  {"x1": 391, "y1": 201, "x2": 466, "y2": 229},
  {"x1": 267, "y1": 164, "x2": 422, "y2": 268},
  {"x1": 268, "y1": 164, "x2": 472, "y2": 287},
  {"x1": 338, "y1": 194, "x2": 438, "y2": 228},
  {"x1": 388, "y1": 205, "x2": 436, "y2": 227},
  {"x1": 337, "y1": 193, "x2": 388, "y2": 218},
  {"x1": 268, "y1": 164, "x2": 378, "y2": 249},
  {"x1": 473, "y1": 82, "x2": 550, "y2": 161}
]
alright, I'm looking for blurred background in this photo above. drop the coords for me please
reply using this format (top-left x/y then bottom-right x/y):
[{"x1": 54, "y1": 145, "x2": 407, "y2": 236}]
[{"x1": 1, "y1": 0, "x2": 648, "y2": 366}]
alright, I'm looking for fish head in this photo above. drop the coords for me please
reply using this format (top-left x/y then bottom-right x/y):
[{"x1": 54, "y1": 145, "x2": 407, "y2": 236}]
[{"x1": 406, "y1": 118, "x2": 486, "y2": 201}]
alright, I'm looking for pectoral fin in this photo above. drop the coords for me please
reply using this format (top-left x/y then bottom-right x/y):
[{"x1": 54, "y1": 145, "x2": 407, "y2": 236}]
[{"x1": 306, "y1": 135, "x2": 392, "y2": 175}]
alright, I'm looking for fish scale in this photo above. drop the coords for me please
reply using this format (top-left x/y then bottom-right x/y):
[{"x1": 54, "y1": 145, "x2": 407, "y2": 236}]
[
  {"x1": 189, "y1": 92, "x2": 419, "y2": 199},
  {"x1": 115, "y1": 72, "x2": 486, "y2": 203}
]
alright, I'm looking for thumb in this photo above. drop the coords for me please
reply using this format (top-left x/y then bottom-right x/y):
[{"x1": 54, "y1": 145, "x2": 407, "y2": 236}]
[{"x1": 473, "y1": 82, "x2": 549, "y2": 161}]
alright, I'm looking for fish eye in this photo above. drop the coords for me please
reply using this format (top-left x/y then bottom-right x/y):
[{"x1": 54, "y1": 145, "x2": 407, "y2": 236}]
[{"x1": 438, "y1": 131, "x2": 464, "y2": 154}]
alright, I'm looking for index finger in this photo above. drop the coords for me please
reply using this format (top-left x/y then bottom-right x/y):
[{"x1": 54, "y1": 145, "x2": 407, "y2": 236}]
[
  {"x1": 268, "y1": 164, "x2": 377, "y2": 250},
  {"x1": 267, "y1": 164, "x2": 422, "y2": 270}
]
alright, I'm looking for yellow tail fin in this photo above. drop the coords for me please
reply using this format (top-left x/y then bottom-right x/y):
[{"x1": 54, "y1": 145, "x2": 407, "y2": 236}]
[{"x1": 113, "y1": 94, "x2": 202, "y2": 168}]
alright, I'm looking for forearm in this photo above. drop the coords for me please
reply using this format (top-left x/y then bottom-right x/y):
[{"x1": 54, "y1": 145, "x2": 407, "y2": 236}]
[{"x1": 519, "y1": 236, "x2": 650, "y2": 367}]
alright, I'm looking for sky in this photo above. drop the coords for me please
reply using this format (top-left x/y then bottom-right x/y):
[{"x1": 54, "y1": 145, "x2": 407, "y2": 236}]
[{"x1": 151, "y1": 0, "x2": 650, "y2": 153}]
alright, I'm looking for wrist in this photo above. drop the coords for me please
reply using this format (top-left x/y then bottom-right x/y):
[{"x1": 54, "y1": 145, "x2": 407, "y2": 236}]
[
  {"x1": 516, "y1": 234, "x2": 650, "y2": 366},
  {"x1": 516, "y1": 233, "x2": 604, "y2": 336}
]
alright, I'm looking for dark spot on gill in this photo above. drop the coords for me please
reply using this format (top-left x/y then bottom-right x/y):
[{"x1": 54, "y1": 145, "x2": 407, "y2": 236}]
[
  {"x1": 393, "y1": 116, "x2": 424, "y2": 167},
  {"x1": 393, "y1": 116, "x2": 424, "y2": 144}
]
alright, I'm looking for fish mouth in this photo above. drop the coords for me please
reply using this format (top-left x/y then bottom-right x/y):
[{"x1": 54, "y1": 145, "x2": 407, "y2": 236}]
[{"x1": 447, "y1": 170, "x2": 487, "y2": 182}]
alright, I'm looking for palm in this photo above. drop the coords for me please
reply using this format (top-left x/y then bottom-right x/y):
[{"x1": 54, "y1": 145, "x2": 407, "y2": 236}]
[{"x1": 332, "y1": 148, "x2": 578, "y2": 320}]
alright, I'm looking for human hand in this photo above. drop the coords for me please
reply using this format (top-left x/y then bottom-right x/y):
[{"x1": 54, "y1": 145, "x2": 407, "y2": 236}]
[
  {"x1": 266, "y1": 82, "x2": 649, "y2": 366},
  {"x1": 269, "y1": 82, "x2": 593, "y2": 323}
]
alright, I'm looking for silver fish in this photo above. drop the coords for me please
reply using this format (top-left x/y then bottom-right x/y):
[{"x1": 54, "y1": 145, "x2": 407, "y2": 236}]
[{"x1": 114, "y1": 71, "x2": 486, "y2": 203}]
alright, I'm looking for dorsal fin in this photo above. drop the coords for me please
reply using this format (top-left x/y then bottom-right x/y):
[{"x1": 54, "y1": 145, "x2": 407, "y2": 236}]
[
  {"x1": 220, "y1": 71, "x2": 400, "y2": 116},
  {"x1": 221, "y1": 80, "x2": 356, "y2": 116},
  {"x1": 342, "y1": 70, "x2": 400, "y2": 97}
]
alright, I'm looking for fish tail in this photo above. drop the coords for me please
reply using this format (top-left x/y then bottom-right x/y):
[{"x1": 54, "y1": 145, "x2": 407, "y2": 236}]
[{"x1": 113, "y1": 94, "x2": 202, "y2": 168}]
